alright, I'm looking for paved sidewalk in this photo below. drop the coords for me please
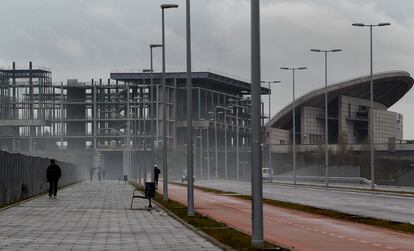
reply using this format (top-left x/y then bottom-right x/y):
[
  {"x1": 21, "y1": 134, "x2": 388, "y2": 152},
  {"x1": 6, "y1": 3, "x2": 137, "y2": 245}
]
[{"x1": 0, "y1": 181, "x2": 219, "y2": 251}]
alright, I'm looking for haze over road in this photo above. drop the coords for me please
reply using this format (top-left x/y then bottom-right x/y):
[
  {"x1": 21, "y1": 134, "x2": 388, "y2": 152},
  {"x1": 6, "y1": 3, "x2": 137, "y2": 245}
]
[{"x1": 195, "y1": 180, "x2": 414, "y2": 223}]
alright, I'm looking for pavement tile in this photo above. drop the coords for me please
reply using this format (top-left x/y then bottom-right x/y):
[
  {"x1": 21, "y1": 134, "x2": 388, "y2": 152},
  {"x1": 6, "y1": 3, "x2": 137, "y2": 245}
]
[{"x1": 0, "y1": 181, "x2": 220, "y2": 251}]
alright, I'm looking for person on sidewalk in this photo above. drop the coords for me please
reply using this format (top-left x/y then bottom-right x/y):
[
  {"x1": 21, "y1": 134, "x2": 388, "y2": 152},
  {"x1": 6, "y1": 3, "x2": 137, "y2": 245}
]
[
  {"x1": 46, "y1": 159, "x2": 62, "y2": 198},
  {"x1": 154, "y1": 164, "x2": 161, "y2": 189},
  {"x1": 97, "y1": 167, "x2": 102, "y2": 182},
  {"x1": 89, "y1": 167, "x2": 95, "y2": 182}
]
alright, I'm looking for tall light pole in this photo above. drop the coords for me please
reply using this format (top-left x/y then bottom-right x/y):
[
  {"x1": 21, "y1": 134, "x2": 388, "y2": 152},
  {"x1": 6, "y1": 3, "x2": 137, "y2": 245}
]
[
  {"x1": 280, "y1": 67, "x2": 307, "y2": 185},
  {"x1": 206, "y1": 121, "x2": 210, "y2": 180},
  {"x1": 209, "y1": 111, "x2": 223, "y2": 179},
  {"x1": 251, "y1": 0, "x2": 263, "y2": 247},
  {"x1": 216, "y1": 106, "x2": 232, "y2": 179},
  {"x1": 310, "y1": 49, "x2": 342, "y2": 186},
  {"x1": 161, "y1": 3, "x2": 178, "y2": 201},
  {"x1": 148, "y1": 44, "x2": 162, "y2": 182},
  {"x1": 185, "y1": 0, "x2": 194, "y2": 216},
  {"x1": 143, "y1": 84, "x2": 148, "y2": 184},
  {"x1": 352, "y1": 22, "x2": 390, "y2": 190},
  {"x1": 234, "y1": 102, "x2": 239, "y2": 181},
  {"x1": 261, "y1": 80, "x2": 281, "y2": 177},
  {"x1": 228, "y1": 99, "x2": 245, "y2": 181},
  {"x1": 199, "y1": 128, "x2": 203, "y2": 179}
]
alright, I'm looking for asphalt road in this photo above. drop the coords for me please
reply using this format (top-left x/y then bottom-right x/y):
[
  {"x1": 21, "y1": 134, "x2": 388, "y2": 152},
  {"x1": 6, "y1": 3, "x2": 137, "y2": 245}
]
[
  {"x1": 195, "y1": 180, "x2": 414, "y2": 224},
  {"x1": 165, "y1": 183, "x2": 414, "y2": 251}
]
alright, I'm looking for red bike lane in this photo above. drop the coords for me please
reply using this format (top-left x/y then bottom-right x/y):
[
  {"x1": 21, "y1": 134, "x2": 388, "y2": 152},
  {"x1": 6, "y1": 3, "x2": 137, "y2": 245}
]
[{"x1": 160, "y1": 183, "x2": 414, "y2": 251}]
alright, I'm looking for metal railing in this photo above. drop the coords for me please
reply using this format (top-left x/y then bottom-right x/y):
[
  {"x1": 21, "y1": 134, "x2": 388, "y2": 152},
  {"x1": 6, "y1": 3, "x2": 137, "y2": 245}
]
[{"x1": 272, "y1": 175, "x2": 372, "y2": 185}]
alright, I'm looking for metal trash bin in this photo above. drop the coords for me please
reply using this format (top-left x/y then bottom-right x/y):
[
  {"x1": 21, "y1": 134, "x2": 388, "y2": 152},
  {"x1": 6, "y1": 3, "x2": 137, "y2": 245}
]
[{"x1": 145, "y1": 182, "x2": 155, "y2": 198}]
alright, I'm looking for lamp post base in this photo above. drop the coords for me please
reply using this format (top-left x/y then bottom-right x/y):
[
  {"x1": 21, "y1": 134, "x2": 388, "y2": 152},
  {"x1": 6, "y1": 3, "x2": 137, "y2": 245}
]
[{"x1": 251, "y1": 239, "x2": 264, "y2": 248}]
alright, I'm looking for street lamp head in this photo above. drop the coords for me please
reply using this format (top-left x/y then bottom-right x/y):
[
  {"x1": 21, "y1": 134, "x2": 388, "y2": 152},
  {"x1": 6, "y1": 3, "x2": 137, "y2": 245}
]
[
  {"x1": 150, "y1": 44, "x2": 163, "y2": 48},
  {"x1": 331, "y1": 49, "x2": 342, "y2": 52},
  {"x1": 280, "y1": 67, "x2": 290, "y2": 70},
  {"x1": 352, "y1": 23, "x2": 365, "y2": 27},
  {"x1": 298, "y1": 67, "x2": 307, "y2": 70},
  {"x1": 142, "y1": 69, "x2": 153, "y2": 73},
  {"x1": 272, "y1": 80, "x2": 282, "y2": 83},
  {"x1": 161, "y1": 4, "x2": 179, "y2": 9},
  {"x1": 310, "y1": 49, "x2": 321, "y2": 52},
  {"x1": 378, "y1": 22, "x2": 391, "y2": 26}
]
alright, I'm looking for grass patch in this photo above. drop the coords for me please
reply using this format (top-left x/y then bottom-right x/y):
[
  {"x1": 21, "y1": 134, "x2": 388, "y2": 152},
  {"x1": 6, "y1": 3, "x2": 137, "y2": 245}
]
[
  {"x1": 130, "y1": 182, "x2": 287, "y2": 251},
  {"x1": 173, "y1": 182, "x2": 414, "y2": 235}
]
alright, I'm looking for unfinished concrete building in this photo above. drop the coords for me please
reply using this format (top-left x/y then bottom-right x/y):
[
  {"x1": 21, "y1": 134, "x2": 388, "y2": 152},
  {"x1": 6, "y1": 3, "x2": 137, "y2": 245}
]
[{"x1": 0, "y1": 63, "x2": 268, "y2": 180}]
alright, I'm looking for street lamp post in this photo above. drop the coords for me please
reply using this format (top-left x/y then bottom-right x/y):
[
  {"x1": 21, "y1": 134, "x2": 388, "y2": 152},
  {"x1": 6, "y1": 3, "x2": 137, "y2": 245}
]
[
  {"x1": 199, "y1": 128, "x2": 203, "y2": 180},
  {"x1": 261, "y1": 80, "x2": 281, "y2": 177},
  {"x1": 235, "y1": 103, "x2": 239, "y2": 181},
  {"x1": 310, "y1": 49, "x2": 342, "y2": 186},
  {"x1": 143, "y1": 86, "x2": 148, "y2": 184},
  {"x1": 161, "y1": 3, "x2": 178, "y2": 201},
  {"x1": 280, "y1": 67, "x2": 307, "y2": 185},
  {"x1": 193, "y1": 135, "x2": 201, "y2": 177},
  {"x1": 251, "y1": 0, "x2": 263, "y2": 247},
  {"x1": 206, "y1": 121, "x2": 210, "y2": 180},
  {"x1": 147, "y1": 44, "x2": 162, "y2": 182},
  {"x1": 185, "y1": 0, "x2": 194, "y2": 216},
  {"x1": 228, "y1": 99, "x2": 244, "y2": 181},
  {"x1": 126, "y1": 84, "x2": 132, "y2": 182},
  {"x1": 216, "y1": 106, "x2": 232, "y2": 179},
  {"x1": 352, "y1": 22, "x2": 390, "y2": 190},
  {"x1": 209, "y1": 111, "x2": 223, "y2": 179}
]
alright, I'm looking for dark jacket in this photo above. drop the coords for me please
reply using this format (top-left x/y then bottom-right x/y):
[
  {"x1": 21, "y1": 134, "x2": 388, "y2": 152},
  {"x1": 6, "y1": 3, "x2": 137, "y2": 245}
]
[
  {"x1": 154, "y1": 167, "x2": 161, "y2": 180},
  {"x1": 47, "y1": 164, "x2": 62, "y2": 182}
]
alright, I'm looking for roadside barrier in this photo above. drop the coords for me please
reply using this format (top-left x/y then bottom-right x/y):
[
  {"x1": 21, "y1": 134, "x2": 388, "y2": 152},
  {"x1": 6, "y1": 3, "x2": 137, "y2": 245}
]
[{"x1": 0, "y1": 150, "x2": 84, "y2": 206}]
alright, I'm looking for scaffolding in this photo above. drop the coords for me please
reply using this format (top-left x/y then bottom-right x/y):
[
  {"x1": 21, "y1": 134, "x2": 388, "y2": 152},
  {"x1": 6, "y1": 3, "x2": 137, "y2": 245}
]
[{"x1": 0, "y1": 63, "x2": 266, "y2": 180}]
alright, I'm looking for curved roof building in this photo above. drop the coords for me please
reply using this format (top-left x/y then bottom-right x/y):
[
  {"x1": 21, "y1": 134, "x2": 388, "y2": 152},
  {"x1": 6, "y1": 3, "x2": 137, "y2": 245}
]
[{"x1": 268, "y1": 71, "x2": 414, "y2": 145}]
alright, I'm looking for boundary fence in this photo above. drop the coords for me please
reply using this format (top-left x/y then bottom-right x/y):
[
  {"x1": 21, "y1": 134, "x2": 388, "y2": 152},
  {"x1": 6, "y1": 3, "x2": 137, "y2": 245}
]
[{"x1": 0, "y1": 150, "x2": 84, "y2": 206}]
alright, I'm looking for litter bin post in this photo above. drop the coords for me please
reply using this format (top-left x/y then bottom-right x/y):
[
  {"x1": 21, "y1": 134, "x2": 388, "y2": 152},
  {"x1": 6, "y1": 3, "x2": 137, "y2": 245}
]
[
  {"x1": 124, "y1": 175, "x2": 128, "y2": 184},
  {"x1": 145, "y1": 182, "x2": 156, "y2": 208}
]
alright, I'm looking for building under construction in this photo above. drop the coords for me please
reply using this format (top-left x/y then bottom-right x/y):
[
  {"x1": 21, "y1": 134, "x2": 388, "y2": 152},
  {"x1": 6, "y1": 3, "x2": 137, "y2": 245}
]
[{"x1": 0, "y1": 62, "x2": 268, "y2": 180}]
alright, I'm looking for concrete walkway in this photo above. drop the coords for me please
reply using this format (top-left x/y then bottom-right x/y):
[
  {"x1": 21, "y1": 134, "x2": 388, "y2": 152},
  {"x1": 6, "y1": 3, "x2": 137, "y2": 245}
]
[{"x1": 0, "y1": 181, "x2": 220, "y2": 251}]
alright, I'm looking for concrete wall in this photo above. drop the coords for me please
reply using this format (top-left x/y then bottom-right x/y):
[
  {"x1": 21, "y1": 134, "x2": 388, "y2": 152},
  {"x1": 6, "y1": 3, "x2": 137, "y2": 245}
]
[
  {"x1": 373, "y1": 110, "x2": 403, "y2": 143},
  {"x1": 301, "y1": 106, "x2": 324, "y2": 144},
  {"x1": 270, "y1": 128, "x2": 290, "y2": 145},
  {"x1": 0, "y1": 150, "x2": 84, "y2": 206}
]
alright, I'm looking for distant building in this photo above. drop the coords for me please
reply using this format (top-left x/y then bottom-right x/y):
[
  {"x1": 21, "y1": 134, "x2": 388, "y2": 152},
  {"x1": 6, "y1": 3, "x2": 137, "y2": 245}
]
[
  {"x1": 267, "y1": 71, "x2": 413, "y2": 145},
  {"x1": 0, "y1": 63, "x2": 269, "y2": 180}
]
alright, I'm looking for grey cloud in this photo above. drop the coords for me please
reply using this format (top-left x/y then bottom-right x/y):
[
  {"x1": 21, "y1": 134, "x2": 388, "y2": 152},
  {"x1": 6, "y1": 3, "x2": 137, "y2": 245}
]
[{"x1": 0, "y1": 0, "x2": 414, "y2": 137}]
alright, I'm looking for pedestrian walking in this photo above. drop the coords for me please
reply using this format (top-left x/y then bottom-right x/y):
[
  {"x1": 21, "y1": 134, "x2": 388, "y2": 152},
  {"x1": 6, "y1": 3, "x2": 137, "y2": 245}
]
[
  {"x1": 154, "y1": 164, "x2": 161, "y2": 189},
  {"x1": 97, "y1": 167, "x2": 102, "y2": 182},
  {"x1": 46, "y1": 159, "x2": 61, "y2": 198},
  {"x1": 89, "y1": 167, "x2": 95, "y2": 182}
]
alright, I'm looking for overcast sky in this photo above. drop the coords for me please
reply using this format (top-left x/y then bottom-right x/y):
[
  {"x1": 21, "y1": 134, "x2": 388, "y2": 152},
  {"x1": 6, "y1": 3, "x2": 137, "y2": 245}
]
[{"x1": 1, "y1": 0, "x2": 414, "y2": 137}]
